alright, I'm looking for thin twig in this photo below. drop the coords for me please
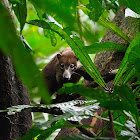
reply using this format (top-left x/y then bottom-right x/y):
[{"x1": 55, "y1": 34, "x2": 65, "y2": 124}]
[{"x1": 108, "y1": 110, "x2": 116, "y2": 138}]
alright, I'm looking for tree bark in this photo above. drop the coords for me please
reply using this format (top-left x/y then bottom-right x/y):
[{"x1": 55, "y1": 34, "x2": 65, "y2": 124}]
[{"x1": 0, "y1": 1, "x2": 32, "y2": 139}]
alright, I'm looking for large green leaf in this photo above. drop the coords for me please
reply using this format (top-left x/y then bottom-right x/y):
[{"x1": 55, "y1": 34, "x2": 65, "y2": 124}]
[
  {"x1": 80, "y1": 0, "x2": 89, "y2": 5},
  {"x1": 121, "y1": 65, "x2": 136, "y2": 84},
  {"x1": 86, "y1": 0, "x2": 104, "y2": 22},
  {"x1": 11, "y1": 0, "x2": 27, "y2": 33},
  {"x1": 82, "y1": 42, "x2": 127, "y2": 54},
  {"x1": 9, "y1": 0, "x2": 23, "y2": 4},
  {"x1": 119, "y1": 0, "x2": 140, "y2": 14},
  {"x1": 128, "y1": 45, "x2": 140, "y2": 63},
  {"x1": 105, "y1": 85, "x2": 138, "y2": 117},
  {"x1": 101, "y1": 100, "x2": 136, "y2": 116},
  {"x1": 101, "y1": 85, "x2": 139, "y2": 130},
  {"x1": 0, "y1": 2, "x2": 50, "y2": 103},
  {"x1": 114, "y1": 33, "x2": 140, "y2": 85},
  {"x1": 134, "y1": 58, "x2": 140, "y2": 82},
  {"x1": 113, "y1": 86, "x2": 138, "y2": 111},
  {"x1": 44, "y1": 29, "x2": 57, "y2": 47},
  {"x1": 58, "y1": 83, "x2": 109, "y2": 102},
  {"x1": 29, "y1": 0, "x2": 78, "y2": 30},
  {"x1": 28, "y1": 19, "x2": 106, "y2": 87},
  {"x1": 18, "y1": 119, "x2": 67, "y2": 140}
]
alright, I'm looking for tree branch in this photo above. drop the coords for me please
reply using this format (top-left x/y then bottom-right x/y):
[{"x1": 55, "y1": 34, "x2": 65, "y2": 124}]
[
  {"x1": 108, "y1": 111, "x2": 116, "y2": 138},
  {"x1": 32, "y1": 107, "x2": 63, "y2": 115}
]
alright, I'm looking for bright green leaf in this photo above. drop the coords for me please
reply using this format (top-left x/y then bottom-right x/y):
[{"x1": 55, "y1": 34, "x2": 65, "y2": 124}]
[
  {"x1": 121, "y1": 65, "x2": 136, "y2": 84},
  {"x1": 12, "y1": 0, "x2": 27, "y2": 33},
  {"x1": 44, "y1": 29, "x2": 57, "y2": 47},
  {"x1": 86, "y1": 0, "x2": 104, "y2": 22},
  {"x1": 80, "y1": 0, "x2": 89, "y2": 5},
  {"x1": 83, "y1": 42, "x2": 127, "y2": 54},
  {"x1": 113, "y1": 85, "x2": 139, "y2": 117},
  {"x1": 76, "y1": 6, "x2": 90, "y2": 15},
  {"x1": 114, "y1": 33, "x2": 140, "y2": 85},
  {"x1": 101, "y1": 100, "x2": 136, "y2": 116},
  {"x1": 29, "y1": 0, "x2": 78, "y2": 30},
  {"x1": 9, "y1": 0, "x2": 24, "y2": 4},
  {"x1": 58, "y1": 84, "x2": 109, "y2": 102}
]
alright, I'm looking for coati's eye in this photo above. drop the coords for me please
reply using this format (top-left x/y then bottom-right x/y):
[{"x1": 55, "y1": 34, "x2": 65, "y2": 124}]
[
  {"x1": 60, "y1": 63, "x2": 64, "y2": 69},
  {"x1": 70, "y1": 64, "x2": 76, "y2": 70}
]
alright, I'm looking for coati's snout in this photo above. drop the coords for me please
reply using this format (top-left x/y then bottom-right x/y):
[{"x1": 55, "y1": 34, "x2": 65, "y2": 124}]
[
  {"x1": 62, "y1": 63, "x2": 76, "y2": 80},
  {"x1": 57, "y1": 53, "x2": 78, "y2": 81}
]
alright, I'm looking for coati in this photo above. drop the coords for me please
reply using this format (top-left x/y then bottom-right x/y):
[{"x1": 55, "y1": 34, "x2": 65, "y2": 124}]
[
  {"x1": 43, "y1": 47, "x2": 82, "y2": 95},
  {"x1": 42, "y1": 47, "x2": 116, "y2": 103}
]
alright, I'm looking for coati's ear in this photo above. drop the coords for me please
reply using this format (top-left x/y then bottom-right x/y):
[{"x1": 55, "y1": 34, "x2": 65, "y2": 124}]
[
  {"x1": 75, "y1": 56, "x2": 78, "y2": 61},
  {"x1": 57, "y1": 54, "x2": 61, "y2": 60}
]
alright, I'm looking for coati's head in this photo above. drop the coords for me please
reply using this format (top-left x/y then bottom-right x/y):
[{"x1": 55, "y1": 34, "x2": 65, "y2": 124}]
[{"x1": 56, "y1": 50, "x2": 78, "y2": 82}]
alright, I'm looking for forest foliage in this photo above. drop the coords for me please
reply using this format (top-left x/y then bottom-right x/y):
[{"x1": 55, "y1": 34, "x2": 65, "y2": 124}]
[{"x1": 0, "y1": 0, "x2": 140, "y2": 139}]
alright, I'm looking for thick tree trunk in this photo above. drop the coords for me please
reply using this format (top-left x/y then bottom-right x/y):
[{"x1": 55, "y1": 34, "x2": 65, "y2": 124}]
[{"x1": 0, "y1": 1, "x2": 32, "y2": 140}]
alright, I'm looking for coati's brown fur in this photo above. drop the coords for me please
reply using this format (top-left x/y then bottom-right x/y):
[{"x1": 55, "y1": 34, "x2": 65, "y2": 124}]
[{"x1": 43, "y1": 47, "x2": 82, "y2": 95}]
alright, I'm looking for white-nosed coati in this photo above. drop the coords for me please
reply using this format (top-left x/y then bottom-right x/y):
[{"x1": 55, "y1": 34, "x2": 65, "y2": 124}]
[
  {"x1": 43, "y1": 47, "x2": 115, "y2": 102},
  {"x1": 43, "y1": 47, "x2": 83, "y2": 97}
]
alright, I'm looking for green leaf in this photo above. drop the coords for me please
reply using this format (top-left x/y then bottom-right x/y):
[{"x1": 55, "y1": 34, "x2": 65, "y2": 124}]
[
  {"x1": 76, "y1": 6, "x2": 90, "y2": 15},
  {"x1": 0, "y1": 2, "x2": 51, "y2": 103},
  {"x1": 18, "y1": 119, "x2": 67, "y2": 140},
  {"x1": 114, "y1": 33, "x2": 140, "y2": 85},
  {"x1": 134, "y1": 58, "x2": 140, "y2": 82},
  {"x1": 44, "y1": 29, "x2": 57, "y2": 47},
  {"x1": 12, "y1": 0, "x2": 27, "y2": 33},
  {"x1": 58, "y1": 84, "x2": 109, "y2": 102},
  {"x1": 31, "y1": 5, "x2": 57, "y2": 47},
  {"x1": 28, "y1": 20, "x2": 51, "y2": 29},
  {"x1": 113, "y1": 111, "x2": 126, "y2": 134},
  {"x1": 133, "y1": 84, "x2": 140, "y2": 94},
  {"x1": 37, "y1": 119, "x2": 67, "y2": 140},
  {"x1": 86, "y1": 0, "x2": 104, "y2": 22},
  {"x1": 83, "y1": 42, "x2": 127, "y2": 54},
  {"x1": 101, "y1": 100, "x2": 136, "y2": 116},
  {"x1": 128, "y1": 45, "x2": 140, "y2": 63},
  {"x1": 119, "y1": 0, "x2": 140, "y2": 14},
  {"x1": 121, "y1": 65, "x2": 136, "y2": 84},
  {"x1": 99, "y1": 16, "x2": 131, "y2": 43},
  {"x1": 29, "y1": 0, "x2": 78, "y2": 30},
  {"x1": 80, "y1": 0, "x2": 89, "y2": 5},
  {"x1": 101, "y1": 85, "x2": 139, "y2": 128},
  {"x1": 9, "y1": 0, "x2": 24, "y2": 4},
  {"x1": 113, "y1": 85, "x2": 139, "y2": 117},
  {"x1": 28, "y1": 19, "x2": 106, "y2": 87}
]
